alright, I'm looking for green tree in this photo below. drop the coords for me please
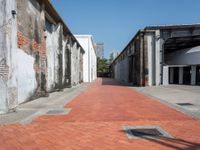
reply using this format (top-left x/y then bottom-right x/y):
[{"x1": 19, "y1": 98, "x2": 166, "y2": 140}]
[{"x1": 97, "y1": 57, "x2": 109, "y2": 73}]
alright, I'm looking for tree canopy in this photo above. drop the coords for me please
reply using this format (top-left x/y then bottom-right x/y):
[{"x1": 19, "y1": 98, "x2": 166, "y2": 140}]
[{"x1": 97, "y1": 57, "x2": 109, "y2": 73}]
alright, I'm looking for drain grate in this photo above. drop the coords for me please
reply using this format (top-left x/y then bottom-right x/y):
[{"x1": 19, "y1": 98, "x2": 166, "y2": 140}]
[
  {"x1": 123, "y1": 126, "x2": 173, "y2": 139},
  {"x1": 46, "y1": 109, "x2": 70, "y2": 115},
  {"x1": 176, "y1": 103, "x2": 193, "y2": 106},
  {"x1": 46, "y1": 110, "x2": 65, "y2": 114},
  {"x1": 129, "y1": 129, "x2": 162, "y2": 137}
]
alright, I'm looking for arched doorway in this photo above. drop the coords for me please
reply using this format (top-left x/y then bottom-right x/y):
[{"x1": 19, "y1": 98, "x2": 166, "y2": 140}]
[{"x1": 65, "y1": 48, "x2": 71, "y2": 87}]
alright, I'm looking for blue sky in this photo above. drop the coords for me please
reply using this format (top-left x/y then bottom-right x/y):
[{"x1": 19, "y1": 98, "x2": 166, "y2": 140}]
[{"x1": 51, "y1": 0, "x2": 200, "y2": 58}]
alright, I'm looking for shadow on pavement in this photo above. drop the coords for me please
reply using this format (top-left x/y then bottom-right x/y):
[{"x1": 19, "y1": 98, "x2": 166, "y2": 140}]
[
  {"x1": 143, "y1": 137, "x2": 200, "y2": 150},
  {"x1": 120, "y1": 130, "x2": 200, "y2": 150},
  {"x1": 101, "y1": 78, "x2": 136, "y2": 86}
]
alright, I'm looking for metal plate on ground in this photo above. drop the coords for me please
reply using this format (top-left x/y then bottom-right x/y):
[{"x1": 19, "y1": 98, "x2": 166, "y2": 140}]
[
  {"x1": 176, "y1": 103, "x2": 194, "y2": 106},
  {"x1": 123, "y1": 126, "x2": 173, "y2": 139},
  {"x1": 46, "y1": 109, "x2": 70, "y2": 115}
]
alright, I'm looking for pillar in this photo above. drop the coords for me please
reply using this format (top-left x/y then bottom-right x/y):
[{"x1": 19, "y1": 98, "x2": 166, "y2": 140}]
[
  {"x1": 163, "y1": 66, "x2": 169, "y2": 85},
  {"x1": 0, "y1": 0, "x2": 18, "y2": 114},
  {"x1": 179, "y1": 67, "x2": 183, "y2": 84},
  {"x1": 191, "y1": 66, "x2": 196, "y2": 85}
]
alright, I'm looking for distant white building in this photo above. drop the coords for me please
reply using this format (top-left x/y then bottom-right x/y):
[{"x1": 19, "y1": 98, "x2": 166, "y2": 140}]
[{"x1": 75, "y1": 35, "x2": 97, "y2": 82}]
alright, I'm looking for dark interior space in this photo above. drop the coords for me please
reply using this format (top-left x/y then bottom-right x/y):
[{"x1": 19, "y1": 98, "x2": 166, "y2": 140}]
[
  {"x1": 129, "y1": 56, "x2": 134, "y2": 83},
  {"x1": 173, "y1": 67, "x2": 179, "y2": 84},
  {"x1": 169, "y1": 67, "x2": 179, "y2": 84},
  {"x1": 196, "y1": 66, "x2": 200, "y2": 85},
  {"x1": 183, "y1": 66, "x2": 191, "y2": 85}
]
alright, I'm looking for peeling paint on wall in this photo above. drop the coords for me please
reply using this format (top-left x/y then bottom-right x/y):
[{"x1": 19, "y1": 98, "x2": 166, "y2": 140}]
[
  {"x1": 17, "y1": 0, "x2": 48, "y2": 101},
  {"x1": 17, "y1": 49, "x2": 37, "y2": 103},
  {"x1": 0, "y1": 0, "x2": 84, "y2": 114}
]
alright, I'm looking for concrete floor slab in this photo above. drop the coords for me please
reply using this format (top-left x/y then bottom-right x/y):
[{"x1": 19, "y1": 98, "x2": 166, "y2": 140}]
[{"x1": 131, "y1": 85, "x2": 200, "y2": 119}]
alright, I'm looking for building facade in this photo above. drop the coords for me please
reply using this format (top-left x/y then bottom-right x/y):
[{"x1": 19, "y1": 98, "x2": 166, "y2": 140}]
[
  {"x1": 0, "y1": 0, "x2": 84, "y2": 114},
  {"x1": 75, "y1": 35, "x2": 97, "y2": 82},
  {"x1": 111, "y1": 24, "x2": 200, "y2": 86},
  {"x1": 95, "y1": 42, "x2": 104, "y2": 59}
]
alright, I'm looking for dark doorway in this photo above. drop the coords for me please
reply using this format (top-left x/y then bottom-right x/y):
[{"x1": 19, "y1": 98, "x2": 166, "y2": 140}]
[
  {"x1": 132, "y1": 54, "x2": 140, "y2": 86},
  {"x1": 169, "y1": 67, "x2": 179, "y2": 84},
  {"x1": 183, "y1": 66, "x2": 191, "y2": 85},
  {"x1": 65, "y1": 48, "x2": 71, "y2": 87},
  {"x1": 173, "y1": 67, "x2": 179, "y2": 84},
  {"x1": 129, "y1": 55, "x2": 134, "y2": 83},
  {"x1": 196, "y1": 66, "x2": 200, "y2": 85}
]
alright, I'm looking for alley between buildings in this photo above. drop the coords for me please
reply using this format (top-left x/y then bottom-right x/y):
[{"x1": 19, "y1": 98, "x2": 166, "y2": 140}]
[{"x1": 0, "y1": 78, "x2": 200, "y2": 150}]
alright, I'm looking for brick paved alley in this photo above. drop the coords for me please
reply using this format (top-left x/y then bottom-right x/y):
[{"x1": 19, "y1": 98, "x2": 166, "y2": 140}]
[{"x1": 1, "y1": 78, "x2": 200, "y2": 150}]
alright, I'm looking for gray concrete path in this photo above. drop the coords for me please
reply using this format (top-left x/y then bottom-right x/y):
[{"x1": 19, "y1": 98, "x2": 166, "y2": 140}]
[
  {"x1": 131, "y1": 85, "x2": 200, "y2": 119},
  {"x1": 0, "y1": 83, "x2": 89, "y2": 125}
]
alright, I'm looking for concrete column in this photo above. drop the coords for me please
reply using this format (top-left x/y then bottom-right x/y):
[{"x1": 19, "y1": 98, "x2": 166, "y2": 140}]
[
  {"x1": 140, "y1": 33, "x2": 144, "y2": 86},
  {"x1": 155, "y1": 30, "x2": 161, "y2": 86},
  {"x1": 163, "y1": 66, "x2": 169, "y2": 85},
  {"x1": 191, "y1": 66, "x2": 196, "y2": 85},
  {"x1": 169, "y1": 67, "x2": 174, "y2": 84},
  {"x1": 0, "y1": 0, "x2": 18, "y2": 114},
  {"x1": 147, "y1": 34, "x2": 153, "y2": 86},
  {"x1": 160, "y1": 38, "x2": 165, "y2": 85},
  {"x1": 179, "y1": 67, "x2": 183, "y2": 84}
]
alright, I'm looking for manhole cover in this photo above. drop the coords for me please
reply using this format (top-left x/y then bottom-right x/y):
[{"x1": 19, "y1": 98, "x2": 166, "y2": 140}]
[
  {"x1": 123, "y1": 126, "x2": 173, "y2": 139},
  {"x1": 176, "y1": 103, "x2": 193, "y2": 106}
]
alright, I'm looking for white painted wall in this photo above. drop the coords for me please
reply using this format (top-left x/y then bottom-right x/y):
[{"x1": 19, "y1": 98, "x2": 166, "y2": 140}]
[
  {"x1": 145, "y1": 31, "x2": 162, "y2": 86},
  {"x1": 163, "y1": 66, "x2": 169, "y2": 85},
  {"x1": 90, "y1": 42, "x2": 97, "y2": 81},
  {"x1": 46, "y1": 25, "x2": 61, "y2": 91},
  {"x1": 147, "y1": 34, "x2": 156, "y2": 86},
  {"x1": 17, "y1": 49, "x2": 37, "y2": 104},
  {"x1": 155, "y1": 30, "x2": 162, "y2": 86},
  {"x1": 62, "y1": 39, "x2": 67, "y2": 84},
  {"x1": 71, "y1": 42, "x2": 81, "y2": 85},
  {"x1": 75, "y1": 35, "x2": 97, "y2": 83},
  {"x1": 75, "y1": 38, "x2": 89, "y2": 82}
]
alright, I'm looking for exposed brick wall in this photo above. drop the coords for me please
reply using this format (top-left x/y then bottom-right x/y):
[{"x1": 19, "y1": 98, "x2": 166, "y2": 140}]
[
  {"x1": 17, "y1": 28, "x2": 48, "y2": 98},
  {"x1": 15, "y1": 0, "x2": 84, "y2": 102}
]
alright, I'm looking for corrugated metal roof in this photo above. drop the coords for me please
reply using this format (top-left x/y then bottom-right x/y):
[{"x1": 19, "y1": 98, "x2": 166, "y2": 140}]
[
  {"x1": 145, "y1": 23, "x2": 200, "y2": 30},
  {"x1": 112, "y1": 23, "x2": 200, "y2": 64}
]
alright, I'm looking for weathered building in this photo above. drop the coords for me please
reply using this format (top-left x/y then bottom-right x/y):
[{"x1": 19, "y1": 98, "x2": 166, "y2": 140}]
[
  {"x1": 75, "y1": 35, "x2": 97, "y2": 82},
  {"x1": 112, "y1": 24, "x2": 200, "y2": 87},
  {"x1": 0, "y1": 0, "x2": 84, "y2": 114}
]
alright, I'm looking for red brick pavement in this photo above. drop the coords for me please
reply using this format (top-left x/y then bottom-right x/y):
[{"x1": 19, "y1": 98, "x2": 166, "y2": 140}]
[{"x1": 1, "y1": 78, "x2": 200, "y2": 150}]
